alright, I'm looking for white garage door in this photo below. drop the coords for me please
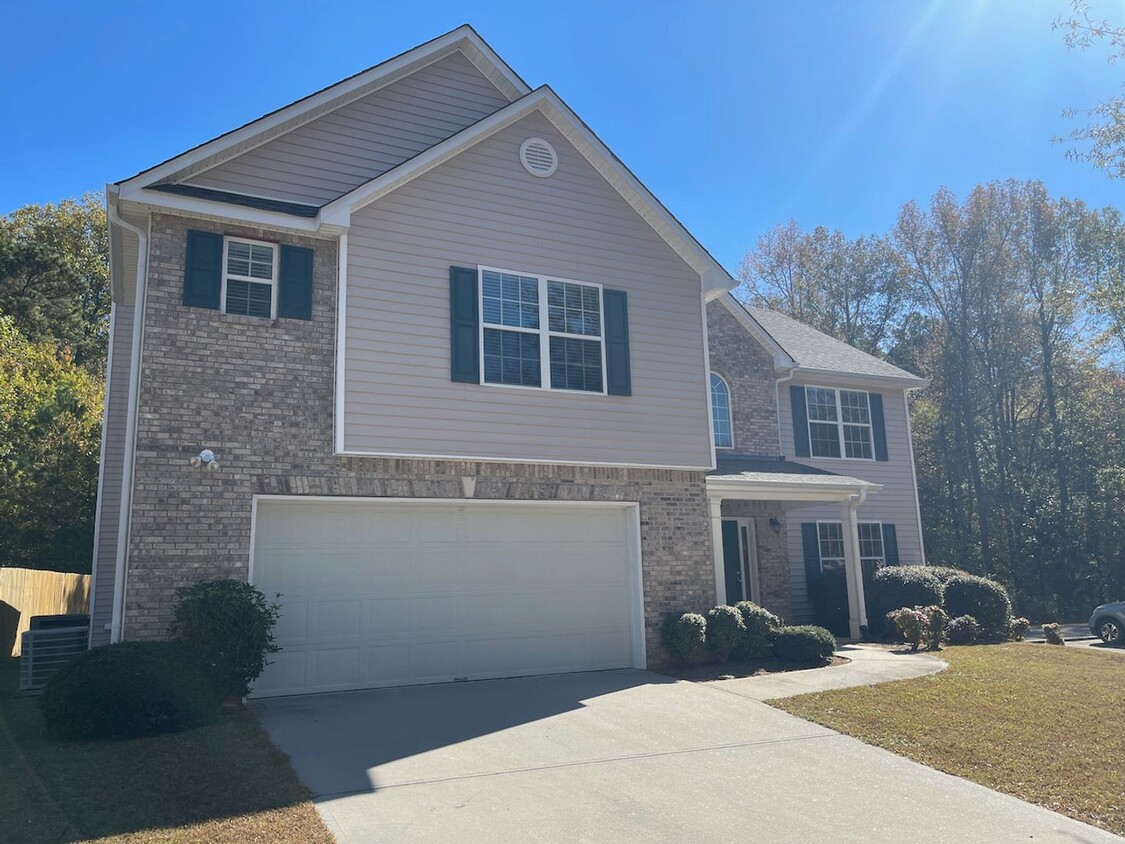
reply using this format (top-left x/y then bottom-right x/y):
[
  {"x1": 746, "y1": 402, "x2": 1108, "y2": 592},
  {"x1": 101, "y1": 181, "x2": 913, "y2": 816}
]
[{"x1": 250, "y1": 498, "x2": 642, "y2": 697}]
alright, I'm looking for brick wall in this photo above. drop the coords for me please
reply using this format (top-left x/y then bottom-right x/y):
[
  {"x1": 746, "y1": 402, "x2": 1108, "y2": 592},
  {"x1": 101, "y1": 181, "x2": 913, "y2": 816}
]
[
  {"x1": 124, "y1": 213, "x2": 714, "y2": 666},
  {"x1": 720, "y1": 499, "x2": 793, "y2": 622},
  {"x1": 706, "y1": 300, "x2": 781, "y2": 457}
]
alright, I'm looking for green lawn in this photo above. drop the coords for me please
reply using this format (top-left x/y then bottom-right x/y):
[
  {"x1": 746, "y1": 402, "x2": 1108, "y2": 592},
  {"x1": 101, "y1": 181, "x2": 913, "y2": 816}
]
[
  {"x1": 773, "y1": 643, "x2": 1125, "y2": 836},
  {"x1": 0, "y1": 659, "x2": 333, "y2": 844}
]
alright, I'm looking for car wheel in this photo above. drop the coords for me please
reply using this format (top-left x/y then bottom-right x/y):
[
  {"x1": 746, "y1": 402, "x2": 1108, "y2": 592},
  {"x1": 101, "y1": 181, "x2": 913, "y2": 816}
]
[{"x1": 1097, "y1": 618, "x2": 1123, "y2": 646}]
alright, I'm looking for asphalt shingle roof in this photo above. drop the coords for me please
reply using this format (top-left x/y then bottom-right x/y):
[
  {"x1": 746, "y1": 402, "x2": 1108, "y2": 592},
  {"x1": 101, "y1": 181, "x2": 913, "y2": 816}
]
[
  {"x1": 707, "y1": 456, "x2": 877, "y2": 488},
  {"x1": 735, "y1": 298, "x2": 926, "y2": 383}
]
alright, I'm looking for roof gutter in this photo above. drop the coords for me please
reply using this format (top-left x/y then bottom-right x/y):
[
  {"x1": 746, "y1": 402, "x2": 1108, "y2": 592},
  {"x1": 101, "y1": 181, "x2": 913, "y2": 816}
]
[{"x1": 106, "y1": 193, "x2": 148, "y2": 644}]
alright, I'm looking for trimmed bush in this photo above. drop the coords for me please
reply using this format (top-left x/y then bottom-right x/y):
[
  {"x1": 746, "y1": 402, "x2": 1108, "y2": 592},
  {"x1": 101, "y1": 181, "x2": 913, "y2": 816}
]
[
  {"x1": 923, "y1": 565, "x2": 970, "y2": 585},
  {"x1": 943, "y1": 575, "x2": 1012, "y2": 639},
  {"x1": 925, "y1": 605, "x2": 949, "y2": 650},
  {"x1": 773, "y1": 625, "x2": 837, "y2": 665},
  {"x1": 170, "y1": 580, "x2": 281, "y2": 698},
  {"x1": 870, "y1": 567, "x2": 943, "y2": 636},
  {"x1": 706, "y1": 605, "x2": 745, "y2": 663},
  {"x1": 662, "y1": 612, "x2": 707, "y2": 665},
  {"x1": 1043, "y1": 622, "x2": 1066, "y2": 645},
  {"x1": 887, "y1": 607, "x2": 929, "y2": 652},
  {"x1": 732, "y1": 601, "x2": 781, "y2": 660},
  {"x1": 1009, "y1": 616, "x2": 1031, "y2": 641},
  {"x1": 40, "y1": 642, "x2": 217, "y2": 741},
  {"x1": 947, "y1": 615, "x2": 980, "y2": 645}
]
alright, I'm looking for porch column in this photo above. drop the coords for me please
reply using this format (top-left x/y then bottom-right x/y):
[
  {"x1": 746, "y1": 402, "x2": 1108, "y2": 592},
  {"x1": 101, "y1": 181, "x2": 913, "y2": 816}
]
[
  {"x1": 709, "y1": 496, "x2": 726, "y2": 606},
  {"x1": 840, "y1": 498, "x2": 868, "y2": 639}
]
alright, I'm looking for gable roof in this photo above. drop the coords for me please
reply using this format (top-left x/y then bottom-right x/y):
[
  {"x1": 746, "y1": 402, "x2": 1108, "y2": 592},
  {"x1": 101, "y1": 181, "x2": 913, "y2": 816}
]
[{"x1": 721, "y1": 294, "x2": 928, "y2": 387}]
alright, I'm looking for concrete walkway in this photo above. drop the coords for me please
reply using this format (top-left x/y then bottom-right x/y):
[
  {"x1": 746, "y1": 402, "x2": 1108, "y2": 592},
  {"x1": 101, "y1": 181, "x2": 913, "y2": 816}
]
[
  {"x1": 257, "y1": 668, "x2": 1121, "y2": 843},
  {"x1": 707, "y1": 644, "x2": 947, "y2": 701}
]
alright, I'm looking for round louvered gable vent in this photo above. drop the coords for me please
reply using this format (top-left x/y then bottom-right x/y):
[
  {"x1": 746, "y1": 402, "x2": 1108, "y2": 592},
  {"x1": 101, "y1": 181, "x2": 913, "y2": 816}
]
[{"x1": 519, "y1": 137, "x2": 558, "y2": 177}]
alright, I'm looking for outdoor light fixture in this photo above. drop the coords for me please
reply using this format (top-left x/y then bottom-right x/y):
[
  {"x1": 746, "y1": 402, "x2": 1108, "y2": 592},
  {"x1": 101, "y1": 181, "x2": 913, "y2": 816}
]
[
  {"x1": 769, "y1": 516, "x2": 783, "y2": 536},
  {"x1": 189, "y1": 449, "x2": 220, "y2": 471}
]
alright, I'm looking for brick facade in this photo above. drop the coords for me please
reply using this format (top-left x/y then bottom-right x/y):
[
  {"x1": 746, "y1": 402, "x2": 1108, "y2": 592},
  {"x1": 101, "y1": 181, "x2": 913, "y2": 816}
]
[
  {"x1": 124, "y1": 213, "x2": 715, "y2": 666},
  {"x1": 706, "y1": 300, "x2": 780, "y2": 457},
  {"x1": 719, "y1": 499, "x2": 793, "y2": 622}
]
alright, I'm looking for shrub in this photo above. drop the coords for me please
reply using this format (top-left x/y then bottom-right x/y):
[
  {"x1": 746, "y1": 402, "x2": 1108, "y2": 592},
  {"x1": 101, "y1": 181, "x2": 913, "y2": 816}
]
[
  {"x1": 705, "y1": 605, "x2": 745, "y2": 663},
  {"x1": 870, "y1": 567, "x2": 943, "y2": 637},
  {"x1": 662, "y1": 612, "x2": 707, "y2": 665},
  {"x1": 1009, "y1": 616, "x2": 1031, "y2": 641},
  {"x1": 924, "y1": 566, "x2": 969, "y2": 584},
  {"x1": 887, "y1": 607, "x2": 929, "y2": 652},
  {"x1": 732, "y1": 601, "x2": 781, "y2": 660},
  {"x1": 40, "y1": 642, "x2": 217, "y2": 741},
  {"x1": 924, "y1": 605, "x2": 949, "y2": 650},
  {"x1": 170, "y1": 580, "x2": 281, "y2": 698},
  {"x1": 1043, "y1": 622, "x2": 1066, "y2": 645},
  {"x1": 943, "y1": 575, "x2": 1012, "y2": 639},
  {"x1": 773, "y1": 625, "x2": 837, "y2": 664},
  {"x1": 946, "y1": 615, "x2": 980, "y2": 645}
]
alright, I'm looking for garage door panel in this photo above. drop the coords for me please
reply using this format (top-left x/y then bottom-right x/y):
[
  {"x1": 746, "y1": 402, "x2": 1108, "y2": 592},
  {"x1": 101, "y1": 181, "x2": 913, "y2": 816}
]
[{"x1": 251, "y1": 500, "x2": 639, "y2": 696}]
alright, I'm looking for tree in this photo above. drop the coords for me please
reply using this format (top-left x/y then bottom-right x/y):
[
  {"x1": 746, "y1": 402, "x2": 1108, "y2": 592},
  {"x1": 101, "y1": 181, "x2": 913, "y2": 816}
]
[
  {"x1": 1053, "y1": 1, "x2": 1125, "y2": 178},
  {"x1": 0, "y1": 316, "x2": 103, "y2": 570},
  {"x1": 0, "y1": 194, "x2": 110, "y2": 373}
]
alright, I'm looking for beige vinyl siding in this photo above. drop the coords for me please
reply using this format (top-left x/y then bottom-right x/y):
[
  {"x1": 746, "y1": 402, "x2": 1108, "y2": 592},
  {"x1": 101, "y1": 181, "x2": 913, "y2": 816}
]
[
  {"x1": 778, "y1": 377, "x2": 924, "y2": 621},
  {"x1": 184, "y1": 52, "x2": 510, "y2": 205},
  {"x1": 343, "y1": 110, "x2": 712, "y2": 468},
  {"x1": 89, "y1": 303, "x2": 134, "y2": 645}
]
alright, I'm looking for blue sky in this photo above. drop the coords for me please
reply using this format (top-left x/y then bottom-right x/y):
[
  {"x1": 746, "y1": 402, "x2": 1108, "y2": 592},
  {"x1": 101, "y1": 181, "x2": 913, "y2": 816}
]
[{"x1": 1, "y1": 0, "x2": 1120, "y2": 270}]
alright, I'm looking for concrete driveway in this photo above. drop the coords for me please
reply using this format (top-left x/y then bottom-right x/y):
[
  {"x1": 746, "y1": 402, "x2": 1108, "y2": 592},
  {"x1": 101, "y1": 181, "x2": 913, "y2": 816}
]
[{"x1": 255, "y1": 670, "x2": 1121, "y2": 844}]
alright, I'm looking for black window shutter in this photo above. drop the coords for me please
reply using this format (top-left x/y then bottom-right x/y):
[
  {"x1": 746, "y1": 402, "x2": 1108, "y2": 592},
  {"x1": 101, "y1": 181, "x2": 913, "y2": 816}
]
[
  {"x1": 870, "y1": 392, "x2": 888, "y2": 461},
  {"x1": 791, "y1": 385, "x2": 810, "y2": 457},
  {"x1": 882, "y1": 524, "x2": 899, "y2": 566},
  {"x1": 183, "y1": 230, "x2": 223, "y2": 309},
  {"x1": 449, "y1": 266, "x2": 479, "y2": 383},
  {"x1": 278, "y1": 244, "x2": 314, "y2": 320},
  {"x1": 603, "y1": 289, "x2": 631, "y2": 396},
  {"x1": 801, "y1": 522, "x2": 821, "y2": 591}
]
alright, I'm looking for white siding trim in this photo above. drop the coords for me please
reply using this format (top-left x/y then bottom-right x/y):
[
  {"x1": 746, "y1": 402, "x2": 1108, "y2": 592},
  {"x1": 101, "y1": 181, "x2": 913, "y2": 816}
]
[
  {"x1": 702, "y1": 293, "x2": 718, "y2": 468},
  {"x1": 86, "y1": 301, "x2": 117, "y2": 647},
  {"x1": 332, "y1": 449, "x2": 710, "y2": 471},
  {"x1": 334, "y1": 233, "x2": 348, "y2": 454},
  {"x1": 903, "y1": 388, "x2": 927, "y2": 564}
]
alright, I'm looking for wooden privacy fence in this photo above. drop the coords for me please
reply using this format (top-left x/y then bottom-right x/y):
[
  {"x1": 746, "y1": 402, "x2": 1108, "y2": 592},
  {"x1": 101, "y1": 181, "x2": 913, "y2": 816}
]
[{"x1": 0, "y1": 568, "x2": 90, "y2": 657}]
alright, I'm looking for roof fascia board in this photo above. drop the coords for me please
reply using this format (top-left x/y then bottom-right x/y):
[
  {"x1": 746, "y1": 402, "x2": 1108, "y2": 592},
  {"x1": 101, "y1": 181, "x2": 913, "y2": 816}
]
[
  {"x1": 122, "y1": 190, "x2": 326, "y2": 235},
  {"x1": 118, "y1": 27, "x2": 529, "y2": 195},
  {"x1": 705, "y1": 477, "x2": 882, "y2": 501},
  {"x1": 789, "y1": 367, "x2": 930, "y2": 390},
  {"x1": 321, "y1": 87, "x2": 734, "y2": 293},
  {"x1": 719, "y1": 294, "x2": 795, "y2": 369}
]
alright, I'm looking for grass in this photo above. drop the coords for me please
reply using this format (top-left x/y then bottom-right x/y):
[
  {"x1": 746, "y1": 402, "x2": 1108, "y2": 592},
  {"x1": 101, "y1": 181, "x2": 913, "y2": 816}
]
[
  {"x1": 773, "y1": 643, "x2": 1125, "y2": 836},
  {"x1": 0, "y1": 659, "x2": 333, "y2": 844}
]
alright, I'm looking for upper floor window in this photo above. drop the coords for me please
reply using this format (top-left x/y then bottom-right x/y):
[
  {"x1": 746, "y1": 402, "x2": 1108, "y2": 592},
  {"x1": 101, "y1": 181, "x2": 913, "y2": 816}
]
[
  {"x1": 710, "y1": 372, "x2": 732, "y2": 448},
  {"x1": 806, "y1": 386, "x2": 874, "y2": 459},
  {"x1": 481, "y1": 268, "x2": 604, "y2": 393},
  {"x1": 817, "y1": 521, "x2": 884, "y2": 571},
  {"x1": 223, "y1": 237, "x2": 277, "y2": 318}
]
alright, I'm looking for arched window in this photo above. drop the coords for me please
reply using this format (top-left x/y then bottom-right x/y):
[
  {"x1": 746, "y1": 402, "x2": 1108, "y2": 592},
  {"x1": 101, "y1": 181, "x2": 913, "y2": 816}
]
[{"x1": 710, "y1": 372, "x2": 733, "y2": 448}]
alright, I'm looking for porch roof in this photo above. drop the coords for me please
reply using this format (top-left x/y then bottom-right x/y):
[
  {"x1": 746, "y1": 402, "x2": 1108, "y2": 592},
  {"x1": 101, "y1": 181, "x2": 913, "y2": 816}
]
[{"x1": 706, "y1": 456, "x2": 881, "y2": 502}]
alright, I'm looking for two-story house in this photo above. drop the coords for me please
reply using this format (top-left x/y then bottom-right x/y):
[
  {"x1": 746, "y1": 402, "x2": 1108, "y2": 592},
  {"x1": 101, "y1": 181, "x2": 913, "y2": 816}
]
[{"x1": 89, "y1": 26, "x2": 927, "y2": 697}]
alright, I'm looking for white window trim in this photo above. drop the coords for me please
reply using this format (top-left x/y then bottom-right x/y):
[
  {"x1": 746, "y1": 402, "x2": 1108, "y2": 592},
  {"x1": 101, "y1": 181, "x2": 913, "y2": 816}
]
[
  {"x1": 816, "y1": 519, "x2": 884, "y2": 572},
  {"x1": 806, "y1": 385, "x2": 875, "y2": 462},
  {"x1": 710, "y1": 371, "x2": 733, "y2": 449},
  {"x1": 477, "y1": 265, "x2": 608, "y2": 395},
  {"x1": 221, "y1": 236, "x2": 278, "y2": 319}
]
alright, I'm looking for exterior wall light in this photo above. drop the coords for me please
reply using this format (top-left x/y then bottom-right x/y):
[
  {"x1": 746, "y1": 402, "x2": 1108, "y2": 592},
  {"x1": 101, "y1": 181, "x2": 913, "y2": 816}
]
[
  {"x1": 189, "y1": 449, "x2": 220, "y2": 471},
  {"x1": 769, "y1": 516, "x2": 783, "y2": 536}
]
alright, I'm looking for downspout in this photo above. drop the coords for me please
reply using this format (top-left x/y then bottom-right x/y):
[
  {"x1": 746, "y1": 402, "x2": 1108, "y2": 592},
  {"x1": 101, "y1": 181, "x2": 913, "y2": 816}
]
[
  {"x1": 775, "y1": 365, "x2": 796, "y2": 454},
  {"x1": 903, "y1": 387, "x2": 927, "y2": 564},
  {"x1": 106, "y1": 203, "x2": 148, "y2": 644}
]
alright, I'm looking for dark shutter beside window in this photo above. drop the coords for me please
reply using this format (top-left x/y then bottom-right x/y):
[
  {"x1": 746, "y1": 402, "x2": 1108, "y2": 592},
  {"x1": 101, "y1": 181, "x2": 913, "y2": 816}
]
[
  {"x1": 870, "y1": 392, "x2": 888, "y2": 461},
  {"x1": 450, "y1": 266, "x2": 480, "y2": 383},
  {"x1": 603, "y1": 288, "x2": 631, "y2": 396},
  {"x1": 183, "y1": 230, "x2": 223, "y2": 309},
  {"x1": 791, "y1": 385, "x2": 810, "y2": 457},
  {"x1": 801, "y1": 522, "x2": 821, "y2": 591},
  {"x1": 278, "y1": 244, "x2": 314, "y2": 320},
  {"x1": 881, "y1": 523, "x2": 899, "y2": 566}
]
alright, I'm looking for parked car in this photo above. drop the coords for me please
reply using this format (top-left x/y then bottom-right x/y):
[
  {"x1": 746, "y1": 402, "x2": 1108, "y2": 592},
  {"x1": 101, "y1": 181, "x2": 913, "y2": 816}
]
[{"x1": 1088, "y1": 602, "x2": 1125, "y2": 646}]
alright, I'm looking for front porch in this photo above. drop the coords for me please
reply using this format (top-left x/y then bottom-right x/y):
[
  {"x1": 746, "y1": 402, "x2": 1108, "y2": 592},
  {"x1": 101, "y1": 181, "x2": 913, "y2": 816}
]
[{"x1": 706, "y1": 457, "x2": 882, "y2": 639}]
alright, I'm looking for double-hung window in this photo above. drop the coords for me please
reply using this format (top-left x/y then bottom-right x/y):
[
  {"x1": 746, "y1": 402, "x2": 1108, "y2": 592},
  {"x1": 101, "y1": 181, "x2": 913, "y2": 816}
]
[
  {"x1": 806, "y1": 386, "x2": 874, "y2": 459},
  {"x1": 222, "y1": 237, "x2": 277, "y2": 318},
  {"x1": 817, "y1": 521, "x2": 885, "y2": 571},
  {"x1": 480, "y1": 268, "x2": 605, "y2": 393}
]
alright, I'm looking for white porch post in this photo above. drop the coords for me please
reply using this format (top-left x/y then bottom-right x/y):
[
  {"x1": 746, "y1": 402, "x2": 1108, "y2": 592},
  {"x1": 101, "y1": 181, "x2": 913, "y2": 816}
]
[
  {"x1": 709, "y1": 497, "x2": 726, "y2": 606},
  {"x1": 840, "y1": 498, "x2": 868, "y2": 639}
]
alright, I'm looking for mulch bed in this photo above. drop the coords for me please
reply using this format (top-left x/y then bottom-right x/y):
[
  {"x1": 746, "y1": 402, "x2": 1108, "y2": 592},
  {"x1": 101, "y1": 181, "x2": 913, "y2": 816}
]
[{"x1": 664, "y1": 654, "x2": 850, "y2": 682}]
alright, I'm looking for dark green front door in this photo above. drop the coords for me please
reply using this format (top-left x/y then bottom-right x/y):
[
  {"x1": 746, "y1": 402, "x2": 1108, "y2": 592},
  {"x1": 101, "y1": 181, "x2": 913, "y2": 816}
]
[{"x1": 722, "y1": 519, "x2": 745, "y2": 604}]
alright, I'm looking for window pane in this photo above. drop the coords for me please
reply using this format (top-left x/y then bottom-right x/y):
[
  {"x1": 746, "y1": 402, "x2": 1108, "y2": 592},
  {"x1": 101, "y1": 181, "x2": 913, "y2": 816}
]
[
  {"x1": 810, "y1": 421, "x2": 841, "y2": 457},
  {"x1": 549, "y1": 336, "x2": 603, "y2": 392},
  {"x1": 710, "y1": 373, "x2": 732, "y2": 448},
  {"x1": 858, "y1": 523, "x2": 884, "y2": 561},
  {"x1": 483, "y1": 328, "x2": 540, "y2": 387},
  {"x1": 818, "y1": 522, "x2": 845, "y2": 568},
  {"x1": 840, "y1": 390, "x2": 870, "y2": 424},
  {"x1": 547, "y1": 280, "x2": 601, "y2": 336},
  {"x1": 227, "y1": 241, "x2": 251, "y2": 277},
  {"x1": 482, "y1": 271, "x2": 539, "y2": 329},
  {"x1": 225, "y1": 279, "x2": 272, "y2": 318},
  {"x1": 249, "y1": 244, "x2": 274, "y2": 279},
  {"x1": 843, "y1": 424, "x2": 873, "y2": 459},
  {"x1": 806, "y1": 387, "x2": 838, "y2": 422}
]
